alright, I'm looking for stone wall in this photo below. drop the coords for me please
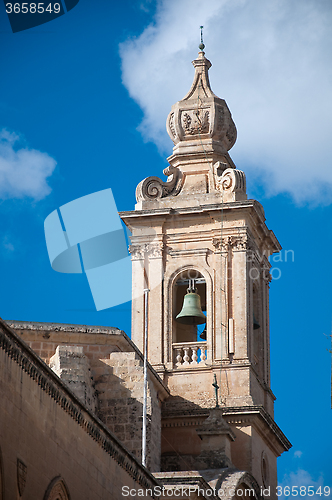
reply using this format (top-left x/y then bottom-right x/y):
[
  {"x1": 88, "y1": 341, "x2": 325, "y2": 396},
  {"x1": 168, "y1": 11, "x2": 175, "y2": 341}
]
[
  {"x1": 0, "y1": 318, "x2": 159, "y2": 499},
  {"x1": 7, "y1": 321, "x2": 168, "y2": 473},
  {"x1": 98, "y1": 351, "x2": 161, "y2": 472},
  {"x1": 50, "y1": 345, "x2": 97, "y2": 413}
]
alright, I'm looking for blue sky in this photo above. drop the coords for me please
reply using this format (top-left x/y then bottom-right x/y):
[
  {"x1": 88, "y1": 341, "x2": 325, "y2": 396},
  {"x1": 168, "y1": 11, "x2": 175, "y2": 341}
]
[{"x1": 0, "y1": 0, "x2": 331, "y2": 493}]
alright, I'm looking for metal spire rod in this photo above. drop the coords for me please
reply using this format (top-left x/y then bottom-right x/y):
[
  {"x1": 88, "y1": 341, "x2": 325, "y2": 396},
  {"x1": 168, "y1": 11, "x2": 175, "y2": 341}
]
[
  {"x1": 212, "y1": 373, "x2": 220, "y2": 408},
  {"x1": 199, "y1": 26, "x2": 205, "y2": 51},
  {"x1": 142, "y1": 288, "x2": 150, "y2": 467}
]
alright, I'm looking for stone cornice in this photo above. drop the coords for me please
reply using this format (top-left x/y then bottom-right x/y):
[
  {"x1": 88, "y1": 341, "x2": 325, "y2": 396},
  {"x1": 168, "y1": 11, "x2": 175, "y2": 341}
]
[
  {"x1": 0, "y1": 317, "x2": 160, "y2": 493},
  {"x1": 161, "y1": 405, "x2": 291, "y2": 454},
  {"x1": 162, "y1": 416, "x2": 206, "y2": 429},
  {"x1": 222, "y1": 406, "x2": 291, "y2": 454},
  {"x1": 7, "y1": 320, "x2": 123, "y2": 335},
  {"x1": 121, "y1": 199, "x2": 264, "y2": 219},
  {"x1": 120, "y1": 200, "x2": 280, "y2": 254}
]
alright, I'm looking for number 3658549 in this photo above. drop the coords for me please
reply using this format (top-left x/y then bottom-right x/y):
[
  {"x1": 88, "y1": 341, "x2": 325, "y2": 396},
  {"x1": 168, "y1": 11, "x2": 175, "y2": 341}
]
[{"x1": 5, "y1": 3, "x2": 61, "y2": 14}]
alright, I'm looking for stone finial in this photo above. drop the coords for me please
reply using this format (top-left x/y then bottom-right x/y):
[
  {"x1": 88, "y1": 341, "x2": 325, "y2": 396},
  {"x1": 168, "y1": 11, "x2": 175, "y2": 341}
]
[
  {"x1": 135, "y1": 50, "x2": 242, "y2": 208},
  {"x1": 166, "y1": 51, "x2": 237, "y2": 151}
]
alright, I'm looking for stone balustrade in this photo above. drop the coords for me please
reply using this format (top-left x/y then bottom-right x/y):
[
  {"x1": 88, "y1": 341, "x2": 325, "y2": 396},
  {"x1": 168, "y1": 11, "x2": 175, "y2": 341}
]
[{"x1": 173, "y1": 341, "x2": 207, "y2": 367}]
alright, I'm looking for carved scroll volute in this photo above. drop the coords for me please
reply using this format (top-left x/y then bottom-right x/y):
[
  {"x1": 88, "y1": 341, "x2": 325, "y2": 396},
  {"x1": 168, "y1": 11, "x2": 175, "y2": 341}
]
[
  {"x1": 136, "y1": 165, "x2": 181, "y2": 202},
  {"x1": 215, "y1": 166, "x2": 247, "y2": 201}
]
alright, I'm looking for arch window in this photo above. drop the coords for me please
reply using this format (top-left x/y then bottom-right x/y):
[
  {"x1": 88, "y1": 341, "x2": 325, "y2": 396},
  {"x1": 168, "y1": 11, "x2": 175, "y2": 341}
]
[
  {"x1": 172, "y1": 269, "x2": 207, "y2": 367},
  {"x1": 261, "y1": 451, "x2": 269, "y2": 488},
  {"x1": 43, "y1": 477, "x2": 70, "y2": 500}
]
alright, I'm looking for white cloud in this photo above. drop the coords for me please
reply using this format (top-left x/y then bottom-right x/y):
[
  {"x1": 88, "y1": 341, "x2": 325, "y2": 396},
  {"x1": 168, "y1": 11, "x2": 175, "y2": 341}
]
[
  {"x1": 0, "y1": 129, "x2": 56, "y2": 200},
  {"x1": 294, "y1": 450, "x2": 303, "y2": 459},
  {"x1": 279, "y1": 469, "x2": 325, "y2": 500},
  {"x1": 2, "y1": 235, "x2": 15, "y2": 254},
  {"x1": 120, "y1": 0, "x2": 332, "y2": 204}
]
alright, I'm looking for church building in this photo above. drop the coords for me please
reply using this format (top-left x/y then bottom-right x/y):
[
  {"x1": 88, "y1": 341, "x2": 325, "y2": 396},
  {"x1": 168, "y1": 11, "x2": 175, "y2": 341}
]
[{"x1": 0, "y1": 44, "x2": 291, "y2": 499}]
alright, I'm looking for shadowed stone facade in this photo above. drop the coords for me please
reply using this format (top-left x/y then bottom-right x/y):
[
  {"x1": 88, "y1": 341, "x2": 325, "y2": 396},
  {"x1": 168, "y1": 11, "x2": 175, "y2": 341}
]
[
  {"x1": 7, "y1": 320, "x2": 169, "y2": 473},
  {"x1": 0, "y1": 318, "x2": 159, "y2": 499}
]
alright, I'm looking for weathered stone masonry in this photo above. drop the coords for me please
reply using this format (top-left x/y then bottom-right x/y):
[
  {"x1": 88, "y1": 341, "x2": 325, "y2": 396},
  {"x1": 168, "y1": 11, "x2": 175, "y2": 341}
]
[{"x1": 0, "y1": 318, "x2": 160, "y2": 499}]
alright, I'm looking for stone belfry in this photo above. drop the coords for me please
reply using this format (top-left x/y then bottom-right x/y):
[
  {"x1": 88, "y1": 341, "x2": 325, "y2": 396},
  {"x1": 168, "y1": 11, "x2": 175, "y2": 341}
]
[{"x1": 121, "y1": 42, "x2": 290, "y2": 493}]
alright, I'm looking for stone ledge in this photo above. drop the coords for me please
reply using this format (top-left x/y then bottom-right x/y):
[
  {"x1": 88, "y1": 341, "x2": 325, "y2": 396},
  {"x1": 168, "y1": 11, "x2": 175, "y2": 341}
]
[
  {"x1": 222, "y1": 406, "x2": 291, "y2": 454},
  {"x1": 120, "y1": 199, "x2": 264, "y2": 218},
  {"x1": 6, "y1": 320, "x2": 123, "y2": 335},
  {"x1": 161, "y1": 405, "x2": 291, "y2": 454}
]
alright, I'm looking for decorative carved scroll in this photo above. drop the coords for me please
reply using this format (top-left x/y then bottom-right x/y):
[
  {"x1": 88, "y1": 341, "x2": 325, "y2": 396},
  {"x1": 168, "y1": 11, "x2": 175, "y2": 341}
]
[
  {"x1": 212, "y1": 237, "x2": 230, "y2": 252},
  {"x1": 136, "y1": 165, "x2": 181, "y2": 202},
  {"x1": 129, "y1": 242, "x2": 164, "y2": 260},
  {"x1": 182, "y1": 109, "x2": 209, "y2": 135},
  {"x1": 214, "y1": 166, "x2": 247, "y2": 201},
  {"x1": 231, "y1": 235, "x2": 249, "y2": 251},
  {"x1": 212, "y1": 234, "x2": 250, "y2": 252}
]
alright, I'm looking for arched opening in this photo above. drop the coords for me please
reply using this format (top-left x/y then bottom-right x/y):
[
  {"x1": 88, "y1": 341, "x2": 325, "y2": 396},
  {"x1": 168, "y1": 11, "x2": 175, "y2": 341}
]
[
  {"x1": 233, "y1": 482, "x2": 260, "y2": 500},
  {"x1": 172, "y1": 269, "x2": 207, "y2": 367},
  {"x1": 43, "y1": 477, "x2": 71, "y2": 500},
  {"x1": 213, "y1": 472, "x2": 261, "y2": 500},
  {"x1": 174, "y1": 270, "x2": 206, "y2": 342},
  {"x1": 261, "y1": 451, "x2": 269, "y2": 488}
]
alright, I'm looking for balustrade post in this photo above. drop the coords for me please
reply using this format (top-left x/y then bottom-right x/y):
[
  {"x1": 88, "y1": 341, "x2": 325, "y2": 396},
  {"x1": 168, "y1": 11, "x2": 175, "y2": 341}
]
[
  {"x1": 191, "y1": 346, "x2": 198, "y2": 365},
  {"x1": 175, "y1": 347, "x2": 183, "y2": 367},
  {"x1": 183, "y1": 347, "x2": 190, "y2": 365}
]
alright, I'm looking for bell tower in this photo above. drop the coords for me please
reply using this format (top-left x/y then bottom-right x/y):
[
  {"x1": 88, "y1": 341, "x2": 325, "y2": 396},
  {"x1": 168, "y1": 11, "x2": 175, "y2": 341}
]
[{"x1": 121, "y1": 44, "x2": 290, "y2": 494}]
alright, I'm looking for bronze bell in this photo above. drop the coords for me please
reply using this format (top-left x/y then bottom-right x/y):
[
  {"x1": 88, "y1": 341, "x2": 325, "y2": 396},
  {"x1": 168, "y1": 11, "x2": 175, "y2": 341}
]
[
  {"x1": 253, "y1": 312, "x2": 260, "y2": 330},
  {"x1": 176, "y1": 283, "x2": 206, "y2": 325}
]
